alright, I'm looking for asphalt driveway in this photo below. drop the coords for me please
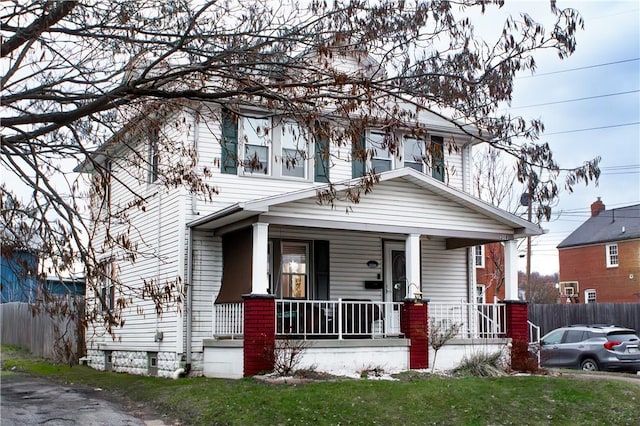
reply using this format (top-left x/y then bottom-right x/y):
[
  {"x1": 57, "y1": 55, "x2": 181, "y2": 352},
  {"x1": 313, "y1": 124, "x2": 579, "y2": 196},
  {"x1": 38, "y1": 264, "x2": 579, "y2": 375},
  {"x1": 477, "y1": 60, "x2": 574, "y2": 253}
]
[{"x1": 1, "y1": 373, "x2": 173, "y2": 426}]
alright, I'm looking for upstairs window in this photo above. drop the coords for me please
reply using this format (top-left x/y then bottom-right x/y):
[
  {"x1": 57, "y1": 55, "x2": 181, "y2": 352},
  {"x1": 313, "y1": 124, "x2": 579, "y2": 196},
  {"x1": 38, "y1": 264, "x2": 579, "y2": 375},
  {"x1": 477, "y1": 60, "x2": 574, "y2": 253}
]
[
  {"x1": 403, "y1": 136, "x2": 426, "y2": 172},
  {"x1": 474, "y1": 245, "x2": 485, "y2": 268},
  {"x1": 148, "y1": 129, "x2": 159, "y2": 183},
  {"x1": 281, "y1": 122, "x2": 309, "y2": 178},
  {"x1": 606, "y1": 243, "x2": 618, "y2": 268},
  {"x1": 242, "y1": 117, "x2": 271, "y2": 174},
  {"x1": 430, "y1": 135, "x2": 445, "y2": 182},
  {"x1": 368, "y1": 131, "x2": 393, "y2": 173}
]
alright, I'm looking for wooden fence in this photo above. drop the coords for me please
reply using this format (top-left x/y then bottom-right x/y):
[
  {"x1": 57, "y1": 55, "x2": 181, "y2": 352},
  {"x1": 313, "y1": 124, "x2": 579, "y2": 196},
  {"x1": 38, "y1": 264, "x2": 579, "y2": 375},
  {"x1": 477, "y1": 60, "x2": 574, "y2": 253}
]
[
  {"x1": 528, "y1": 303, "x2": 640, "y2": 336},
  {"x1": 0, "y1": 300, "x2": 85, "y2": 363}
]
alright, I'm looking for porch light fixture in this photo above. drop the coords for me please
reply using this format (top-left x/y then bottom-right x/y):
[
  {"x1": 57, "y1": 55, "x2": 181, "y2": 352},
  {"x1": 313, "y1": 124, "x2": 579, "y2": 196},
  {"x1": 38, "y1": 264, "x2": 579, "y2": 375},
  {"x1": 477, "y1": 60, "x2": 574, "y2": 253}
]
[{"x1": 366, "y1": 260, "x2": 379, "y2": 268}]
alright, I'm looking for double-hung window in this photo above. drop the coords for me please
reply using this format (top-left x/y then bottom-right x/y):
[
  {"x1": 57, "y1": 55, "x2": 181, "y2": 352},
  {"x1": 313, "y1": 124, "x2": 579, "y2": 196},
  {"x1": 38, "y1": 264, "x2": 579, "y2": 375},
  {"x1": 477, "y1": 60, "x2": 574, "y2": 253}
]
[
  {"x1": 368, "y1": 131, "x2": 393, "y2": 173},
  {"x1": 281, "y1": 122, "x2": 309, "y2": 178},
  {"x1": 585, "y1": 289, "x2": 596, "y2": 304},
  {"x1": 474, "y1": 245, "x2": 485, "y2": 268},
  {"x1": 403, "y1": 136, "x2": 426, "y2": 172},
  {"x1": 242, "y1": 117, "x2": 271, "y2": 174},
  {"x1": 606, "y1": 243, "x2": 618, "y2": 267},
  {"x1": 430, "y1": 135, "x2": 445, "y2": 181}
]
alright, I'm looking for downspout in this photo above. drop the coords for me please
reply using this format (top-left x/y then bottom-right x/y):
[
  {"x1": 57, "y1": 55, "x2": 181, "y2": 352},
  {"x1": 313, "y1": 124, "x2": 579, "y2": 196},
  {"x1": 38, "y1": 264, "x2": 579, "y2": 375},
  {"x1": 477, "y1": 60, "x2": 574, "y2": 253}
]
[{"x1": 185, "y1": 225, "x2": 193, "y2": 374}]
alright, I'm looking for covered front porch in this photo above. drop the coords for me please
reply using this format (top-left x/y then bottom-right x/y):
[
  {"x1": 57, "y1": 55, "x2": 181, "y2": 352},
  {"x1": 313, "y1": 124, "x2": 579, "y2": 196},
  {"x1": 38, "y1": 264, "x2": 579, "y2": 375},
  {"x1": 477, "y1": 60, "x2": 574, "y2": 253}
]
[{"x1": 188, "y1": 169, "x2": 538, "y2": 378}]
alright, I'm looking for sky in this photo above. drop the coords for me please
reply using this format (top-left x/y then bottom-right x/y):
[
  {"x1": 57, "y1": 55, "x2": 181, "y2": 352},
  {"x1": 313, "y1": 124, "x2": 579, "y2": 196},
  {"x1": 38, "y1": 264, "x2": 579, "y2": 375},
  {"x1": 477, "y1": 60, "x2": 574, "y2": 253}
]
[{"x1": 469, "y1": 1, "x2": 640, "y2": 276}]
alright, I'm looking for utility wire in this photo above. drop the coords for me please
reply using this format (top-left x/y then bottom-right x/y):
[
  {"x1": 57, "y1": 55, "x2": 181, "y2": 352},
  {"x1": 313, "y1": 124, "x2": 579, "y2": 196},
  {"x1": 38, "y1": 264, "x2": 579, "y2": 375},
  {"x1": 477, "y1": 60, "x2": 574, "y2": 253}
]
[
  {"x1": 518, "y1": 58, "x2": 640, "y2": 79},
  {"x1": 510, "y1": 89, "x2": 639, "y2": 109},
  {"x1": 544, "y1": 121, "x2": 640, "y2": 136}
]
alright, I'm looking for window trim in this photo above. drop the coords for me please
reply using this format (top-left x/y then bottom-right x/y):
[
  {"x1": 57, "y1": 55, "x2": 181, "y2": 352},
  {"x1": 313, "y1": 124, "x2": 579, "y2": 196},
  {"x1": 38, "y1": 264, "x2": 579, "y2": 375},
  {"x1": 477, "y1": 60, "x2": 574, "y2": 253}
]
[
  {"x1": 606, "y1": 243, "x2": 619, "y2": 268},
  {"x1": 584, "y1": 289, "x2": 596, "y2": 304},
  {"x1": 476, "y1": 284, "x2": 486, "y2": 304}
]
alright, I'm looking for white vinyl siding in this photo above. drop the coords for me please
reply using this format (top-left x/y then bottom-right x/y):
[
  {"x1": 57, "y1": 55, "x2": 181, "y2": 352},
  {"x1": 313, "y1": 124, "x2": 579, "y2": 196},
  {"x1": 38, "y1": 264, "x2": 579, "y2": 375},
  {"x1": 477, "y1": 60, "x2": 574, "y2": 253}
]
[
  {"x1": 265, "y1": 180, "x2": 513, "y2": 234},
  {"x1": 421, "y1": 238, "x2": 468, "y2": 303}
]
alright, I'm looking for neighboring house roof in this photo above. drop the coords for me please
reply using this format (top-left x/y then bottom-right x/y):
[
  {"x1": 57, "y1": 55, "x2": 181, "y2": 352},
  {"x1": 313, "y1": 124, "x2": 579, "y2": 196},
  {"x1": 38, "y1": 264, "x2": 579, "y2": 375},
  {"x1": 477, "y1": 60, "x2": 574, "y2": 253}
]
[
  {"x1": 188, "y1": 167, "x2": 541, "y2": 242},
  {"x1": 557, "y1": 203, "x2": 640, "y2": 249}
]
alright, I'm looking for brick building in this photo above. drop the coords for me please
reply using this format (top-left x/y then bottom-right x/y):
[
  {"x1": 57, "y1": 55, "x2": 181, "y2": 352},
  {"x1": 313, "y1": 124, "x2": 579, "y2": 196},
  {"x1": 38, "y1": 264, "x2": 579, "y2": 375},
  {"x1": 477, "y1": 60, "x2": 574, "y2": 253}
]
[{"x1": 557, "y1": 199, "x2": 640, "y2": 303}]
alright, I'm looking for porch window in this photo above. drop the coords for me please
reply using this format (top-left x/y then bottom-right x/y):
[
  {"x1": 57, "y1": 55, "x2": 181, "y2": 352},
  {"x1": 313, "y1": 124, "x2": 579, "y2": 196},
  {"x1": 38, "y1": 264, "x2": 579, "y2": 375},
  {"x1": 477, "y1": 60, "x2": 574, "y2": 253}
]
[
  {"x1": 281, "y1": 242, "x2": 308, "y2": 299},
  {"x1": 242, "y1": 116, "x2": 271, "y2": 174}
]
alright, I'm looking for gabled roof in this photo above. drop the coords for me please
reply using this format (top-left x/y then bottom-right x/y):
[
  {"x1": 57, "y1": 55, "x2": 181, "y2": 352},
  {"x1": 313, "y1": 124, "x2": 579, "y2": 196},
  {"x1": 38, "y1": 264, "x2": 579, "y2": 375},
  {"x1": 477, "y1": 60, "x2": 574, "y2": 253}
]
[
  {"x1": 557, "y1": 204, "x2": 640, "y2": 249},
  {"x1": 188, "y1": 168, "x2": 541, "y2": 240}
]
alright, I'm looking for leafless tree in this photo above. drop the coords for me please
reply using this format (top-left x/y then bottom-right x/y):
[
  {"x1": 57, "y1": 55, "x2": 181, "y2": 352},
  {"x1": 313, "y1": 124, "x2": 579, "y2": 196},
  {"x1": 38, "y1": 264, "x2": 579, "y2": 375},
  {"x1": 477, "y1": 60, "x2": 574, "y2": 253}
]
[
  {"x1": 519, "y1": 271, "x2": 559, "y2": 304},
  {"x1": 2, "y1": 0, "x2": 599, "y2": 337}
]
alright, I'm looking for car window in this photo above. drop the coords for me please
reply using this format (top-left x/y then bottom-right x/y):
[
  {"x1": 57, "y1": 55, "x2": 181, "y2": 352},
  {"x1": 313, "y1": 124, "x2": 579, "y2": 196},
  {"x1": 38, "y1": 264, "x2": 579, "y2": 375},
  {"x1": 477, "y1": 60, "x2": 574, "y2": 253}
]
[
  {"x1": 607, "y1": 332, "x2": 639, "y2": 342},
  {"x1": 563, "y1": 330, "x2": 587, "y2": 343},
  {"x1": 542, "y1": 329, "x2": 564, "y2": 345}
]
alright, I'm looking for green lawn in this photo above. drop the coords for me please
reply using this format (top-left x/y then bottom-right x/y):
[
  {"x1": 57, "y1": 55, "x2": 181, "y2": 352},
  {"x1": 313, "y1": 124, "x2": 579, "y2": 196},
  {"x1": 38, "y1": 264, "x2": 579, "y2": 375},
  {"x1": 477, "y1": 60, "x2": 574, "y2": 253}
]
[{"x1": 2, "y1": 345, "x2": 639, "y2": 426}]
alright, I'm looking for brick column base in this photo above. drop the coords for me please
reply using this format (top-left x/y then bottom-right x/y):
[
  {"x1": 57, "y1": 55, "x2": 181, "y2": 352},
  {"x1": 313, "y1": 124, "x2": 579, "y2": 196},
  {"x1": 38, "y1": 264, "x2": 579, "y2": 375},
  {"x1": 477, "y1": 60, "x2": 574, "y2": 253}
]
[
  {"x1": 243, "y1": 294, "x2": 276, "y2": 377},
  {"x1": 505, "y1": 301, "x2": 529, "y2": 371},
  {"x1": 401, "y1": 299, "x2": 428, "y2": 369}
]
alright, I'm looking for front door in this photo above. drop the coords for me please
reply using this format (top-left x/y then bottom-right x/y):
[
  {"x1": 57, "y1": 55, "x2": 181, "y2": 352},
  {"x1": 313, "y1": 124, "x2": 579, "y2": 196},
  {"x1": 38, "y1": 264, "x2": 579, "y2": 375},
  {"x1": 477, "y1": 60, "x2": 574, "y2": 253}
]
[{"x1": 384, "y1": 242, "x2": 406, "y2": 334}]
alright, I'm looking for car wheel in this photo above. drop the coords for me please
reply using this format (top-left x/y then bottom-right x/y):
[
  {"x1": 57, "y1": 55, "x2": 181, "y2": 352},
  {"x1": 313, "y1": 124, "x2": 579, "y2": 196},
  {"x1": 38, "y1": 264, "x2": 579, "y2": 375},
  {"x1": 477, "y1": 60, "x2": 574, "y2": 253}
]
[{"x1": 580, "y1": 358, "x2": 599, "y2": 372}]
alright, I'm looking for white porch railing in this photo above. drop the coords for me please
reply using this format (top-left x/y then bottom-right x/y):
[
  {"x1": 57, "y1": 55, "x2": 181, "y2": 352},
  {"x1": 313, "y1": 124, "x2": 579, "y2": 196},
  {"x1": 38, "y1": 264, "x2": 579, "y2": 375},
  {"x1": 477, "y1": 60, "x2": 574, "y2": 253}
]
[
  {"x1": 211, "y1": 300, "x2": 507, "y2": 340},
  {"x1": 212, "y1": 300, "x2": 244, "y2": 338},
  {"x1": 429, "y1": 303, "x2": 506, "y2": 339},
  {"x1": 275, "y1": 299, "x2": 403, "y2": 339}
]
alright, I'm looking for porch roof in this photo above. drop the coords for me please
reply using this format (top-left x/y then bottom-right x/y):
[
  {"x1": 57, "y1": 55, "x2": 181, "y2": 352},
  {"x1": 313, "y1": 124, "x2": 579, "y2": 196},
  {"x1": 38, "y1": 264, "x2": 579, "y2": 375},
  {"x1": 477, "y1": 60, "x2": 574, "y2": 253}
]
[{"x1": 188, "y1": 168, "x2": 541, "y2": 245}]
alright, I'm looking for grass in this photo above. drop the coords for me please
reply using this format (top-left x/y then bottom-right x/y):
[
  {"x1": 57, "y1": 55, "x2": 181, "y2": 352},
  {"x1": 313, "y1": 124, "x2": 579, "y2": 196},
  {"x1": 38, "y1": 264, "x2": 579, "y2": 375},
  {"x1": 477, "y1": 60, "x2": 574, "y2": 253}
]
[{"x1": 2, "y1": 345, "x2": 639, "y2": 425}]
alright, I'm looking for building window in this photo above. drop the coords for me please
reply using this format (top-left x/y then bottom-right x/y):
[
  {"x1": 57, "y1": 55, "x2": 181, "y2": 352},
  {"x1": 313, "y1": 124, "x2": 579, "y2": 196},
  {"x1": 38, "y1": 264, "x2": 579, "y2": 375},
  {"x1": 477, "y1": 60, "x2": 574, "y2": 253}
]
[
  {"x1": 281, "y1": 122, "x2": 309, "y2": 178},
  {"x1": 606, "y1": 243, "x2": 618, "y2": 267},
  {"x1": 474, "y1": 245, "x2": 485, "y2": 268},
  {"x1": 281, "y1": 242, "x2": 308, "y2": 299},
  {"x1": 100, "y1": 262, "x2": 115, "y2": 312},
  {"x1": 148, "y1": 129, "x2": 159, "y2": 182},
  {"x1": 368, "y1": 131, "x2": 393, "y2": 173},
  {"x1": 585, "y1": 289, "x2": 596, "y2": 304},
  {"x1": 403, "y1": 136, "x2": 426, "y2": 172},
  {"x1": 476, "y1": 284, "x2": 485, "y2": 304},
  {"x1": 242, "y1": 117, "x2": 271, "y2": 174},
  {"x1": 430, "y1": 135, "x2": 444, "y2": 181}
]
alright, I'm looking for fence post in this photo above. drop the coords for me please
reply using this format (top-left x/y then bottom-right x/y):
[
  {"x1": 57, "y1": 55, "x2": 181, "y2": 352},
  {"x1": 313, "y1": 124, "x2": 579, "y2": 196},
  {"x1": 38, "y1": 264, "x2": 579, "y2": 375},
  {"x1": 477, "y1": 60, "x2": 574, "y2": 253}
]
[{"x1": 242, "y1": 294, "x2": 276, "y2": 377}]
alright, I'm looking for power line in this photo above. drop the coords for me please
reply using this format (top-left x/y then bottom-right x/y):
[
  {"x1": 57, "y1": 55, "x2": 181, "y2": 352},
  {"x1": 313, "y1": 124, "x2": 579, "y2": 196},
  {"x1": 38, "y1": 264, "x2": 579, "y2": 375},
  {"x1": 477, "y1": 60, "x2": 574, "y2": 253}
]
[
  {"x1": 518, "y1": 58, "x2": 640, "y2": 79},
  {"x1": 544, "y1": 121, "x2": 640, "y2": 136},
  {"x1": 510, "y1": 89, "x2": 640, "y2": 109}
]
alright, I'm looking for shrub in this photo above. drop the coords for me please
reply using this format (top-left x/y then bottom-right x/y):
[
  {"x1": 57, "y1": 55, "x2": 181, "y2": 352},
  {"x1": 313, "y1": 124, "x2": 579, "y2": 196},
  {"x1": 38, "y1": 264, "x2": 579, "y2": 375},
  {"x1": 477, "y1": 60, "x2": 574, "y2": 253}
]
[{"x1": 453, "y1": 350, "x2": 507, "y2": 377}]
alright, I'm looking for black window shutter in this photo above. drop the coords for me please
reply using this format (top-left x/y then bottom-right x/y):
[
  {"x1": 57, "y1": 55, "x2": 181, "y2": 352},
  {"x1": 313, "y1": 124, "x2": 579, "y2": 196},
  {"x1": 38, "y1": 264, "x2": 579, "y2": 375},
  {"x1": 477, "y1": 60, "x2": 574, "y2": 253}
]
[
  {"x1": 314, "y1": 240, "x2": 330, "y2": 300},
  {"x1": 431, "y1": 135, "x2": 444, "y2": 182},
  {"x1": 352, "y1": 134, "x2": 366, "y2": 178},
  {"x1": 221, "y1": 109, "x2": 238, "y2": 174},
  {"x1": 314, "y1": 133, "x2": 329, "y2": 183}
]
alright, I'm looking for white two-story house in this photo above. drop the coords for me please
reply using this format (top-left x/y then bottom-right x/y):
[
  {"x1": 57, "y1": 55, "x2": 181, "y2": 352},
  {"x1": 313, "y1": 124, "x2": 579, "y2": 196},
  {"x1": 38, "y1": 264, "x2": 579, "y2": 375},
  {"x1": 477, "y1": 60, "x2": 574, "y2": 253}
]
[{"x1": 80, "y1": 50, "x2": 539, "y2": 378}]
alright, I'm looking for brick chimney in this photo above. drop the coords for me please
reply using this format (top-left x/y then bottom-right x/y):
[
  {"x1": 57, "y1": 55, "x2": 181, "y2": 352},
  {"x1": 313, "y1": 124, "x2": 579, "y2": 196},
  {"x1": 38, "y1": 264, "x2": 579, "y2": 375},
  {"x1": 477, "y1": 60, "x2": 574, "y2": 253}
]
[{"x1": 591, "y1": 197, "x2": 605, "y2": 217}]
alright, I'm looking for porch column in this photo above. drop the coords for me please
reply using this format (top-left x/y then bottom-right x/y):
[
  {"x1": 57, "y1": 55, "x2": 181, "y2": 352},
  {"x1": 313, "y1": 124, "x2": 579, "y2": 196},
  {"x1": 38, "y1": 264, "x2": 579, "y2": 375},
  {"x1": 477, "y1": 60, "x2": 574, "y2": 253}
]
[
  {"x1": 505, "y1": 300, "x2": 530, "y2": 371},
  {"x1": 503, "y1": 239, "x2": 519, "y2": 301},
  {"x1": 243, "y1": 294, "x2": 276, "y2": 376},
  {"x1": 401, "y1": 299, "x2": 428, "y2": 369},
  {"x1": 251, "y1": 222, "x2": 269, "y2": 294},
  {"x1": 405, "y1": 234, "x2": 421, "y2": 297}
]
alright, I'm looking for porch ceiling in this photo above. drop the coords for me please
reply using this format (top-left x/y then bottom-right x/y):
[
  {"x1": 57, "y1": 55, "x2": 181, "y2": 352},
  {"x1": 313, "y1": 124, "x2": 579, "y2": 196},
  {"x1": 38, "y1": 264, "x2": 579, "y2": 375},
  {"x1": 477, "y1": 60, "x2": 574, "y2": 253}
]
[{"x1": 188, "y1": 168, "x2": 541, "y2": 241}]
